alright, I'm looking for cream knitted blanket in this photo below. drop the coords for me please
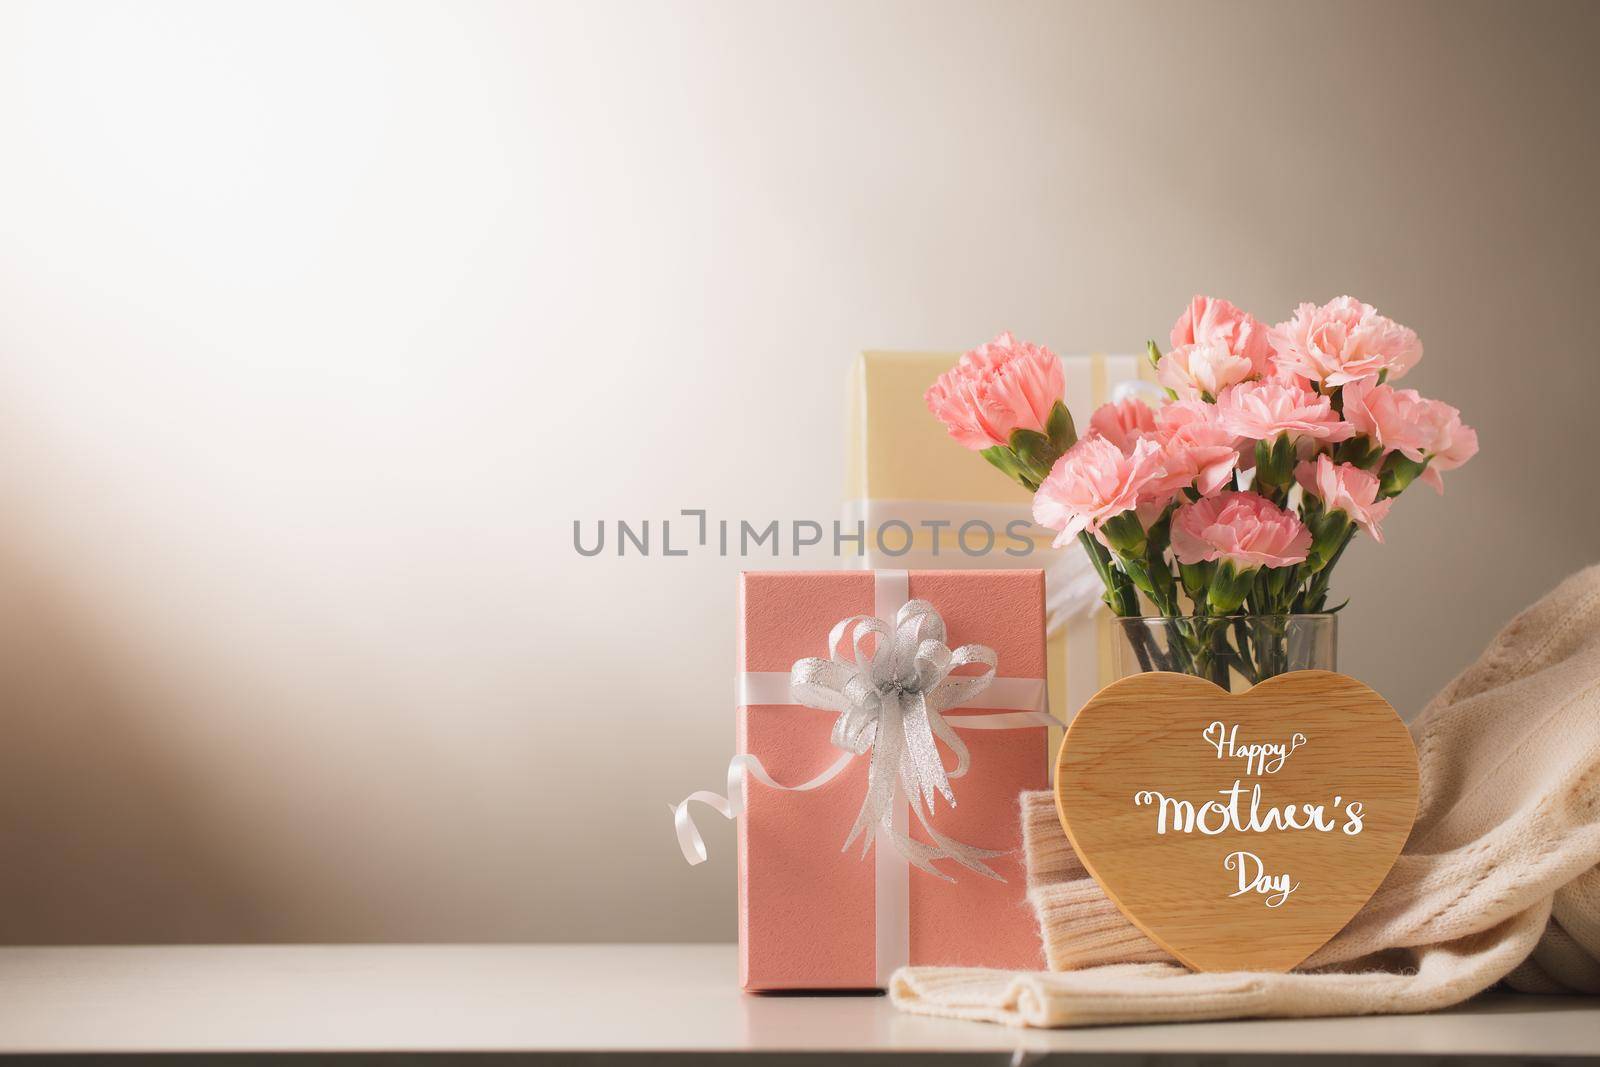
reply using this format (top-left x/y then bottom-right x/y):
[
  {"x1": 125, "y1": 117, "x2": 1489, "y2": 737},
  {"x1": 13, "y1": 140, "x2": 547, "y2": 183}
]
[{"x1": 890, "y1": 564, "x2": 1600, "y2": 1027}]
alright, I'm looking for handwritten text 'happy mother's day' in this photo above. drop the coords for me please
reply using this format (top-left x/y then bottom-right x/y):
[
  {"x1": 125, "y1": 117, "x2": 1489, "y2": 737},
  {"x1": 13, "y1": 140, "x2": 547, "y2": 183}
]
[{"x1": 1132, "y1": 723, "x2": 1365, "y2": 908}]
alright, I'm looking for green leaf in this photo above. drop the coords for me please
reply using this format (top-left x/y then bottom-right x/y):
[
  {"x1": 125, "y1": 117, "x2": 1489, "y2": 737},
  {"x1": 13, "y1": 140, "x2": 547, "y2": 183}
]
[
  {"x1": 1045, "y1": 400, "x2": 1077, "y2": 453},
  {"x1": 1145, "y1": 340, "x2": 1163, "y2": 369}
]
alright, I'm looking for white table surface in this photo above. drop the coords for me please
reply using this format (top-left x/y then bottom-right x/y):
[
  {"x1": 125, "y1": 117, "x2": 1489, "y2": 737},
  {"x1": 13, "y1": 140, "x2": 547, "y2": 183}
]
[{"x1": 0, "y1": 944, "x2": 1595, "y2": 1059}]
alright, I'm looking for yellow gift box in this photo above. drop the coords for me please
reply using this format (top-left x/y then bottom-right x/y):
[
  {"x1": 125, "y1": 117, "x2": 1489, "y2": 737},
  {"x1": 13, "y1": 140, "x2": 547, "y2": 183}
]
[{"x1": 845, "y1": 350, "x2": 1154, "y2": 729}]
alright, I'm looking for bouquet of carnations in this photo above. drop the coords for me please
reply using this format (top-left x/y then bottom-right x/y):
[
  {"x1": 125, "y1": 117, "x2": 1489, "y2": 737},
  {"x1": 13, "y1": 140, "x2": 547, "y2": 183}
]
[{"x1": 924, "y1": 295, "x2": 1477, "y2": 684}]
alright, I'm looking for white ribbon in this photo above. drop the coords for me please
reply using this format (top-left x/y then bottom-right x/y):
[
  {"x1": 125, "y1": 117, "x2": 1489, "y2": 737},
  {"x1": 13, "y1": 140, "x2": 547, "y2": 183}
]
[
  {"x1": 792, "y1": 595, "x2": 1030, "y2": 881},
  {"x1": 669, "y1": 571, "x2": 1056, "y2": 986}
]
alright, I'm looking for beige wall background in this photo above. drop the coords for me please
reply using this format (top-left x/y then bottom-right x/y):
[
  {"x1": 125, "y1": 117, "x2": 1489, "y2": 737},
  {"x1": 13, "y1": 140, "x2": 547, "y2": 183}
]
[{"x1": 0, "y1": 0, "x2": 1595, "y2": 943}]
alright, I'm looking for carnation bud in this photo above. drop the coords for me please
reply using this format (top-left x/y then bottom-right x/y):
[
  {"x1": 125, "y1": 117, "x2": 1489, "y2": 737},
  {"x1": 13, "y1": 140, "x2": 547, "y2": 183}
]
[
  {"x1": 1007, "y1": 428, "x2": 1058, "y2": 486},
  {"x1": 1252, "y1": 434, "x2": 1296, "y2": 497},
  {"x1": 1206, "y1": 559, "x2": 1257, "y2": 614},
  {"x1": 1331, "y1": 435, "x2": 1379, "y2": 469},
  {"x1": 1306, "y1": 509, "x2": 1352, "y2": 572},
  {"x1": 980, "y1": 444, "x2": 1035, "y2": 490},
  {"x1": 1179, "y1": 560, "x2": 1216, "y2": 600},
  {"x1": 1099, "y1": 510, "x2": 1148, "y2": 558},
  {"x1": 1378, "y1": 453, "x2": 1429, "y2": 498}
]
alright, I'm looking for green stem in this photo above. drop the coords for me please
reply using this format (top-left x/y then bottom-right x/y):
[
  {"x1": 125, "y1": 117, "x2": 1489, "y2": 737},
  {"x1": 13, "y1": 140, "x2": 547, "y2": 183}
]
[
  {"x1": 1231, "y1": 617, "x2": 1260, "y2": 684},
  {"x1": 1304, "y1": 528, "x2": 1357, "y2": 611},
  {"x1": 1078, "y1": 531, "x2": 1139, "y2": 617}
]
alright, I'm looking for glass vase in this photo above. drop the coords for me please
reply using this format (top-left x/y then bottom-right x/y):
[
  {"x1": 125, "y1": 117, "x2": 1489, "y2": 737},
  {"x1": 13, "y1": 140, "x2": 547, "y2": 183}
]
[{"x1": 1112, "y1": 614, "x2": 1336, "y2": 692}]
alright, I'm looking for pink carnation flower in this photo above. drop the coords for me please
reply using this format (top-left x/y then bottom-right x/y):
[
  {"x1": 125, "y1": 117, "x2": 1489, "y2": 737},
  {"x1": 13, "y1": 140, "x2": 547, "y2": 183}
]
[
  {"x1": 925, "y1": 332, "x2": 1064, "y2": 450},
  {"x1": 1294, "y1": 454, "x2": 1393, "y2": 542},
  {"x1": 1170, "y1": 491, "x2": 1312, "y2": 570},
  {"x1": 1339, "y1": 378, "x2": 1433, "y2": 458},
  {"x1": 1157, "y1": 340, "x2": 1256, "y2": 400},
  {"x1": 1153, "y1": 398, "x2": 1214, "y2": 437},
  {"x1": 1158, "y1": 296, "x2": 1274, "y2": 400},
  {"x1": 1086, "y1": 396, "x2": 1157, "y2": 452},
  {"x1": 1214, "y1": 379, "x2": 1354, "y2": 448},
  {"x1": 1152, "y1": 400, "x2": 1240, "y2": 497},
  {"x1": 1341, "y1": 379, "x2": 1479, "y2": 490},
  {"x1": 1170, "y1": 295, "x2": 1274, "y2": 371},
  {"x1": 1032, "y1": 436, "x2": 1168, "y2": 547},
  {"x1": 1270, "y1": 296, "x2": 1423, "y2": 388},
  {"x1": 1419, "y1": 419, "x2": 1478, "y2": 494}
]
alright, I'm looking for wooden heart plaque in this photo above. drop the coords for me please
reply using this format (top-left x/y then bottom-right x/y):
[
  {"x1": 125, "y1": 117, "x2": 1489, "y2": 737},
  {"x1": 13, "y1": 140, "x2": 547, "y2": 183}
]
[{"x1": 1055, "y1": 670, "x2": 1418, "y2": 973}]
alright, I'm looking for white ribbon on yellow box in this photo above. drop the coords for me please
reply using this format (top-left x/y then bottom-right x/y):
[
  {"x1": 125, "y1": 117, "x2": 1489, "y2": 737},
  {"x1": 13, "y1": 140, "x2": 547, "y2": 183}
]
[{"x1": 844, "y1": 350, "x2": 1154, "y2": 727}]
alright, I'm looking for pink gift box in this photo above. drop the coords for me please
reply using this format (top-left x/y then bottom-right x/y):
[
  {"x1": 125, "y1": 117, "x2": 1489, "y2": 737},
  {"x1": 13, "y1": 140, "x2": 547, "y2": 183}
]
[{"x1": 737, "y1": 569, "x2": 1051, "y2": 991}]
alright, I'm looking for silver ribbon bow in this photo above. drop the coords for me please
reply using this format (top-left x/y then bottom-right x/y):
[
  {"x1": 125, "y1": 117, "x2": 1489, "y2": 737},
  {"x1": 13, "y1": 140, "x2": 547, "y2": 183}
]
[{"x1": 789, "y1": 599, "x2": 1006, "y2": 881}]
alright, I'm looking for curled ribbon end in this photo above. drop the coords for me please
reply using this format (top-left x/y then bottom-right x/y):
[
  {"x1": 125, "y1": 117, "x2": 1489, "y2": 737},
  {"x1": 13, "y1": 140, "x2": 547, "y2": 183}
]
[
  {"x1": 671, "y1": 751, "x2": 859, "y2": 868},
  {"x1": 669, "y1": 802, "x2": 710, "y2": 865}
]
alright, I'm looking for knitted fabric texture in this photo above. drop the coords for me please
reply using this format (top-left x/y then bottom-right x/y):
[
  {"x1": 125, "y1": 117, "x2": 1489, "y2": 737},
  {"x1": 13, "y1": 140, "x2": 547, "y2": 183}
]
[{"x1": 890, "y1": 563, "x2": 1600, "y2": 1027}]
